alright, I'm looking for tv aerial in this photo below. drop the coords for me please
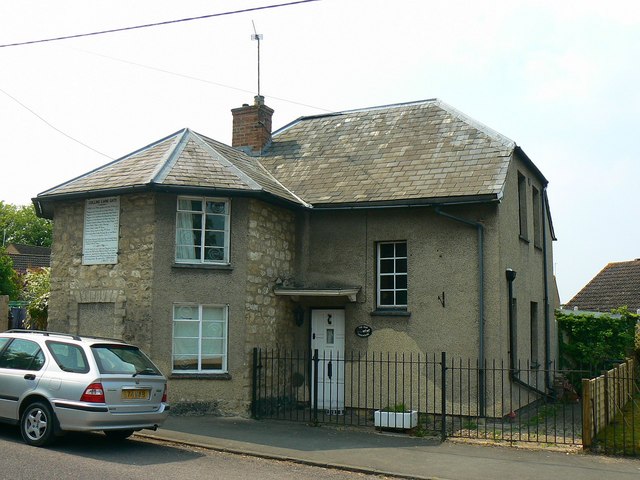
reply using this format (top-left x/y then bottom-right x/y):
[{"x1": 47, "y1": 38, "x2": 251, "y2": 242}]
[{"x1": 251, "y1": 21, "x2": 263, "y2": 97}]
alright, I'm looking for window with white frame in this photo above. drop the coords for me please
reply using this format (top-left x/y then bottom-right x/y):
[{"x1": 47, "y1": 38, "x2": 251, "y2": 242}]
[
  {"x1": 175, "y1": 197, "x2": 230, "y2": 264},
  {"x1": 172, "y1": 304, "x2": 228, "y2": 373},
  {"x1": 377, "y1": 241, "x2": 408, "y2": 308}
]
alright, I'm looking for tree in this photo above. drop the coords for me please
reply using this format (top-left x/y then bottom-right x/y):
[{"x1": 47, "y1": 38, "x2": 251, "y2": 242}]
[
  {"x1": 0, "y1": 247, "x2": 21, "y2": 299},
  {"x1": 0, "y1": 201, "x2": 52, "y2": 247},
  {"x1": 21, "y1": 267, "x2": 50, "y2": 330}
]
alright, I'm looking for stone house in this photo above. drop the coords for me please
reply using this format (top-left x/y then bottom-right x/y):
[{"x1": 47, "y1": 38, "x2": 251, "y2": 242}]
[{"x1": 34, "y1": 98, "x2": 557, "y2": 414}]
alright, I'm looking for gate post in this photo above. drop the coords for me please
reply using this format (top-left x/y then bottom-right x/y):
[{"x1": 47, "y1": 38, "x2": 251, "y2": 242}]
[
  {"x1": 441, "y1": 351, "x2": 447, "y2": 441},
  {"x1": 582, "y1": 378, "x2": 592, "y2": 448},
  {"x1": 313, "y1": 349, "x2": 319, "y2": 425}
]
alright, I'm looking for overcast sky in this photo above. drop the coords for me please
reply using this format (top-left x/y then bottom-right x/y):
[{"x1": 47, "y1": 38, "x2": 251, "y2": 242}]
[{"x1": 1, "y1": 0, "x2": 638, "y2": 303}]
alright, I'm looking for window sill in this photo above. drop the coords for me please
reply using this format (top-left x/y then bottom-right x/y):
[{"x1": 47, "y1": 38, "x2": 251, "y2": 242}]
[
  {"x1": 172, "y1": 263, "x2": 233, "y2": 271},
  {"x1": 170, "y1": 373, "x2": 231, "y2": 380},
  {"x1": 519, "y1": 235, "x2": 529, "y2": 244},
  {"x1": 371, "y1": 309, "x2": 411, "y2": 317}
]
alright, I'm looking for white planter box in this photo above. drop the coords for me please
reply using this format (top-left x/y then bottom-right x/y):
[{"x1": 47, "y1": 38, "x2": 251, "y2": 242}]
[{"x1": 374, "y1": 410, "x2": 418, "y2": 429}]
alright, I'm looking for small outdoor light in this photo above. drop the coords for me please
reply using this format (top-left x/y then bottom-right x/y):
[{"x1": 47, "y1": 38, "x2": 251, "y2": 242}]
[{"x1": 294, "y1": 305, "x2": 305, "y2": 327}]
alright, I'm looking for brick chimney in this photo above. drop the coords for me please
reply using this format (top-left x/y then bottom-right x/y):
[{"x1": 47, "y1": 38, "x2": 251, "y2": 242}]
[{"x1": 231, "y1": 95, "x2": 274, "y2": 154}]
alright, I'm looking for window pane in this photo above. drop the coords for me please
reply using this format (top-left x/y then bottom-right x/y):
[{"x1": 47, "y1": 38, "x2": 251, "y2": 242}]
[
  {"x1": 380, "y1": 291, "x2": 394, "y2": 306},
  {"x1": 202, "y1": 339, "x2": 224, "y2": 355},
  {"x1": 174, "y1": 305, "x2": 198, "y2": 320},
  {"x1": 30, "y1": 350, "x2": 45, "y2": 371},
  {"x1": 396, "y1": 258, "x2": 407, "y2": 273},
  {"x1": 92, "y1": 345, "x2": 159, "y2": 375},
  {"x1": 380, "y1": 275, "x2": 394, "y2": 289},
  {"x1": 203, "y1": 322, "x2": 224, "y2": 337},
  {"x1": 205, "y1": 214, "x2": 226, "y2": 230},
  {"x1": 396, "y1": 290, "x2": 408, "y2": 306},
  {"x1": 395, "y1": 242, "x2": 407, "y2": 257},
  {"x1": 173, "y1": 355, "x2": 198, "y2": 371},
  {"x1": 201, "y1": 356, "x2": 223, "y2": 370},
  {"x1": 380, "y1": 259, "x2": 394, "y2": 273},
  {"x1": 396, "y1": 274, "x2": 407, "y2": 289},
  {"x1": 178, "y1": 199, "x2": 202, "y2": 211},
  {"x1": 202, "y1": 306, "x2": 224, "y2": 322},
  {"x1": 204, "y1": 231, "x2": 225, "y2": 247},
  {"x1": 174, "y1": 338, "x2": 198, "y2": 355},
  {"x1": 206, "y1": 201, "x2": 227, "y2": 214},
  {"x1": 379, "y1": 243, "x2": 394, "y2": 258},
  {"x1": 174, "y1": 321, "x2": 199, "y2": 337},
  {"x1": 204, "y1": 247, "x2": 224, "y2": 261},
  {"x1": 47, "y1": 341, "x2": 89, "y2": 373},
  {"x1": 0, "y1": 339, "x2": 41, "y2": 370}
]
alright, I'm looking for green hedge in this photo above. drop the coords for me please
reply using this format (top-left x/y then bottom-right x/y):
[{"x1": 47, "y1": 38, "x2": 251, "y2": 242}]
[{"x1": 557, "y1": 307, "x2": 638, "y2": 371}]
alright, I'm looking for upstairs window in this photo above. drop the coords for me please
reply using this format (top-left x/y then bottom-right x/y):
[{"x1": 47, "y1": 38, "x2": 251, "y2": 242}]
[
  {"x1": 517, "y1": 172, "x2": 528, "y2": 240},
  {"x1": 176, "y1": 197, "x2": 230, "y2": 264},
  {"x1": 377, "y1": 241, "x2": 408, "y2": 308},
  {"x1": 532, "y1": 186, "x2": 542, "y2": 248}
]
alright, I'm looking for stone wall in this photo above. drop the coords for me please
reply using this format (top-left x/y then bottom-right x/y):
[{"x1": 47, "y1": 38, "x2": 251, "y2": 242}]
[
  {"x1": 48, "y1": 194, "x2": 155, "y2": 349},
  {"x1": 245, "y1": 199, "x2": 297, "y2": 351}
]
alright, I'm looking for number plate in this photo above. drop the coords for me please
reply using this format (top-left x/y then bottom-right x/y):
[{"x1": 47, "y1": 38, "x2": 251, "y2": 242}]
[{"x1": 121, "y1": 388, "x2": 150, "y2": 400}]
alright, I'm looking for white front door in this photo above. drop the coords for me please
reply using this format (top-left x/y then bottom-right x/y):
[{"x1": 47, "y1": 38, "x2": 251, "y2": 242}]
[{"x1": 311, "y1": 309, "x2": 345, "y2": 413}]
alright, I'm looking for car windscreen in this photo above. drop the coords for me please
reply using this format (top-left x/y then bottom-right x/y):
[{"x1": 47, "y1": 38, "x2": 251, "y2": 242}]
[{"x1": 91, "y1": 344, "x2": 161, "y2": 376}]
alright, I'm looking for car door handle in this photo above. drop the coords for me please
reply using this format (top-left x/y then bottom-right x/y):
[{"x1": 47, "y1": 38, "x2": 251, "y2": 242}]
[{"x1": 24, "y1": 374, "x2": 36, "y2": 380}]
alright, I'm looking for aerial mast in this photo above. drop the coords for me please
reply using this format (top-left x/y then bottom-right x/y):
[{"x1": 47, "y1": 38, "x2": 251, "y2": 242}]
[{"x1": 251, "y1": 21, "x2": 263, "y2": 97}]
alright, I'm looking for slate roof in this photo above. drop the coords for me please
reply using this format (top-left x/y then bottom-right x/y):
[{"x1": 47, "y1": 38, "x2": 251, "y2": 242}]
[
  {"x1": 36, "y1": 129, "x2": 307, "y2": 212},
  {"x1": 260, "y1": 99, "x2": 520, "y2": 206},
  {"x1": 35, "y1": 99, "x2": 543, "y2": 213},
  {"x1": 565, "y1": 259, "x2": 640, "y2": 313}
]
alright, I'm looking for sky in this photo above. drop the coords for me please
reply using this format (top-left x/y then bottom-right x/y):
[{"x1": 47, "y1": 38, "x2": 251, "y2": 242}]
[{"x1": 1, "y1": 0, "x2": 639, "y2": 303}]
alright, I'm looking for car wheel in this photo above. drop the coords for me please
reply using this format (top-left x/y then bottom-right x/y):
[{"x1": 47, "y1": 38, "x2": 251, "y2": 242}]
[
  {"x1": 104, "y1": 429, "x2": 135, "y2": 440},
  {"x1": 21, "y1": 402, "x2": 56, "y2": 447}
]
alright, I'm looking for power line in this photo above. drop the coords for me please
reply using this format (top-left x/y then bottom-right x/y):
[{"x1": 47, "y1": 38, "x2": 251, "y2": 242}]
[
  {"x1": 0, "y1": 0, "x2": 320, "y2": 48},
  {"x1": 0, "y1": 87, "x2": 114, "y2": 159},
  {"x1": 71, "y1": 47, "x2": 334, "y2": 113}
]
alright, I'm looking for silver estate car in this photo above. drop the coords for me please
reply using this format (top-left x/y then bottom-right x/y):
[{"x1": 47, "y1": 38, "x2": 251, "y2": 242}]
[{"x1": 0, "y1": 330, "x2": 169, "y2": 446}]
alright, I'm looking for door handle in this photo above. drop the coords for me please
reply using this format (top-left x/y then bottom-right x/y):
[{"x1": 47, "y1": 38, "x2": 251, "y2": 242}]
[
  {"x1": 24, "y1": 374, "x2": 36, "y2": 380},
  {"x1": 327, "y1": 361, "x2": 332, "y2": 379}
]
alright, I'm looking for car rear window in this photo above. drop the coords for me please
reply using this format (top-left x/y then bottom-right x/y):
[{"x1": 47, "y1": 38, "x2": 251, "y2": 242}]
[
  {"x1": 46, "y1": 341, "x2": 90, "y2": 373},
  {"x1": 91, "y1": 344, "x2": 161, "y2": 375}
]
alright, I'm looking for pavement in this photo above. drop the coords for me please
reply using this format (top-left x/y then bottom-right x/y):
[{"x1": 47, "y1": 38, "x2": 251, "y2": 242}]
[{"x1": 137, "y1": 415, "x2": 640, "y2": 479}]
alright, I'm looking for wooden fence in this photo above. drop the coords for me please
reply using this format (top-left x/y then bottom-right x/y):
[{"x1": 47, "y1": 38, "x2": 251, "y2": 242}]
[{"x1": 582, "y1": 358, "x2": 636, "y2": 447}]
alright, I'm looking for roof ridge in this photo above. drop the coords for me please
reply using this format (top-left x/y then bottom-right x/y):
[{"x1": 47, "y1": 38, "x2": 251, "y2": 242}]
[
  {"x1": 150, "y1": 128, "x2": 191, "y2": 184},
  {"x1": 189, "y1": 132, "x2": 263, "y2": 191},
  {"x1": 272, "y1": 98, "x2": 439, "y2": 137},
  {"x1": 433, "y1": 100, "x2": 516, "y2": 149},
  {"x1": 194, "y1": 132, "x2": 311, "y2": 207}
]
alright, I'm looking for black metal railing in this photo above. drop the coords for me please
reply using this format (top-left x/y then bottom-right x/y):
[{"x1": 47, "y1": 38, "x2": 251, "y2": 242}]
[{"x1": 251, "y1": 348, "x2": 621, "y2": 448}]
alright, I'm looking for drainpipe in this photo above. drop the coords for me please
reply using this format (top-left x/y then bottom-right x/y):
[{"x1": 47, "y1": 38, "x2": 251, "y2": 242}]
[
  {"x1": 506, "y1": 268, "x2": 550, "y2": 398},
  {"x1": 541, "y1": 188, "x2": 552, "y2": 392},
  {"x1": 434, "y1": 207, "x2": 485, "y2": 417}
]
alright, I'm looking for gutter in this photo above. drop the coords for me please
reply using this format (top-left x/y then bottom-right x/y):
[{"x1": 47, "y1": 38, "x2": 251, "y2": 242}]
[
  {"x1": 541, "y1": 187, "x2": 552, "y2": 392},
  {"x1": 434, "y1": 207, "x2": 486, "y2": 417}
]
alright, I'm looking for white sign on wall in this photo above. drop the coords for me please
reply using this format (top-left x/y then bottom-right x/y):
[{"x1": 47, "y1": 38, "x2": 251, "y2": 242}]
[{"x1": 83, "y1": 196, "x2": 120, "y2": 265}]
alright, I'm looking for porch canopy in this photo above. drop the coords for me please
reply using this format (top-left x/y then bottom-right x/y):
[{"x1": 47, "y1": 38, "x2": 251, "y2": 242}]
[{"x1": 273, "y1": 286, "x2": 360, "y2": 303}]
